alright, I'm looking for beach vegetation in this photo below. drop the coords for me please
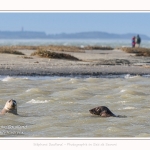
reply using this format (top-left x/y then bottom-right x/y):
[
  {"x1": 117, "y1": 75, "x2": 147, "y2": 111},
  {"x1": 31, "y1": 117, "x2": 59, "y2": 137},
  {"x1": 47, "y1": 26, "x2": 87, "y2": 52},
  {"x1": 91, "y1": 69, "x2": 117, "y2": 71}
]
[
  {"x1": 31, "y1": 49, "x2": 80, "y2": 61},
  {"x1": 0, "y1": 47, "x2": 25, "y2": 55},
  {"x1": 85, "y1": 46, "x2": 113, "y2": 50},
  {"x1": 0, "y1": 45, "x2": 114, "y2": 53},
  {"x1": 120, "y1": 47, "x2": 150, "y2": 57}
]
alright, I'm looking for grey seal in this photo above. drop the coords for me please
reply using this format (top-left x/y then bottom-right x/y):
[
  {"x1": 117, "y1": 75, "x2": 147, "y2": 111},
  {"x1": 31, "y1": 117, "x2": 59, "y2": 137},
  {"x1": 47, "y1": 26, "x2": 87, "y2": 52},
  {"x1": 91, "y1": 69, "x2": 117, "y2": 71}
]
[
  {"x1": 89, "y1": 106, "x2": 126, "y2": 118},
  {"x1": 0, "y1": 99, "x2": 18, "y2": 115}
]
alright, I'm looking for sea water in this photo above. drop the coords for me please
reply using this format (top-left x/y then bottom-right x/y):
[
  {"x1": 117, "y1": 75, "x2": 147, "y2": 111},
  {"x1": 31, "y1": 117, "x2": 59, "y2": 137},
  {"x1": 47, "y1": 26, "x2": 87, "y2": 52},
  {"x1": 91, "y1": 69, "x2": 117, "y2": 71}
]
[
  {"x1": 0, "y1": 38, "x2": 150, "y2": 48},
  {"x1": 0, "y1": 75, "x2": 150, "y2": 137}
]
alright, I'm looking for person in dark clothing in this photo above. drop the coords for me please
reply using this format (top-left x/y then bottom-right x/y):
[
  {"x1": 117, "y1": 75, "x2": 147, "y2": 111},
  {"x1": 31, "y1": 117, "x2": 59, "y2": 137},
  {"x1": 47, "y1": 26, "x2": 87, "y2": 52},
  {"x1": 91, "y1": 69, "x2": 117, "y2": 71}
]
[{"x1": 136, "y1": 34, "x2": 141, "y2": 47}]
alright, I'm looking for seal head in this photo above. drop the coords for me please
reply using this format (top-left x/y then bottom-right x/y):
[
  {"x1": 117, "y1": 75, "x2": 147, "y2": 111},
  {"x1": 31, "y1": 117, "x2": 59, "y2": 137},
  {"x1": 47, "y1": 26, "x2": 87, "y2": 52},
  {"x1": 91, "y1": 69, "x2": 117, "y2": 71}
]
[
  {"x1": 89, "y1": 106, "x2": 116, "y2": 117},
  {"x1": 0, "y1": 99, "x2": 18, "y2": 115}
]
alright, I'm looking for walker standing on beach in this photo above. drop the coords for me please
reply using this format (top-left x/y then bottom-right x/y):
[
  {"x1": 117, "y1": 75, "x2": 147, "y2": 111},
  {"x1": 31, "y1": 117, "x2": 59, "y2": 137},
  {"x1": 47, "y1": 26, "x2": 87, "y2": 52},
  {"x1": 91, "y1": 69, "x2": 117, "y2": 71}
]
[
  {"x1": 135, "y1": 34, "x2": 141, "y2": 47},
  {"x1": 132, "y1": 36, "x2": 136, "y2": 47}
]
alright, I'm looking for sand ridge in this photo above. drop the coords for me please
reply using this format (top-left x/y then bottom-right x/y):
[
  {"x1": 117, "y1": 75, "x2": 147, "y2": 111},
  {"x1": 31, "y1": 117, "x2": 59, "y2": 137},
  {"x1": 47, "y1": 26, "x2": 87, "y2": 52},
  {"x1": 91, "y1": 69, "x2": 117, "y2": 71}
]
[{"x1": 0, "y1": 49, "x2": 150, "y2": 76}]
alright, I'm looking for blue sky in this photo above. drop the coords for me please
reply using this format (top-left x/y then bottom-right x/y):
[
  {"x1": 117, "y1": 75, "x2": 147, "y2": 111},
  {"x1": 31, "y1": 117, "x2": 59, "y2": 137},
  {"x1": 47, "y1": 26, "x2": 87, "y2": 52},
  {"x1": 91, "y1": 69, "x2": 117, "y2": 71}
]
[{"x1": 0, "y1": 12, "x2": 150, "y2": 36}]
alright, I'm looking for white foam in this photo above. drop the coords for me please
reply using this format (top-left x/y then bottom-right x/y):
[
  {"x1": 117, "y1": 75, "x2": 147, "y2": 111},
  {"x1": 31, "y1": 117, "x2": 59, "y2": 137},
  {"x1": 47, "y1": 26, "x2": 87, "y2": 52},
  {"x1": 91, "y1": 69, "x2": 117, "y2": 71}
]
[
  {"x1": 26, "y1": 89, "x2": 32, "y2": 92},
  {"x1": 27, "y1": 99, "x2": 50, "y2": 104},
  {"x1": 69, "y1": 78, "x2": 78, "y2": 83},
  {"x1": 2, "y1": 76, "x2": 14, "y2": 82},
  {"x1": 124, "y1": 74, "x2": 139, "y2": 79},
  {"x1": 116, "y1": 101, "x2": 127, "y2": 104},
  {"x1": 25, "y1": 88, "x2": 40, "y2": 93},
  {"x1": 1, "y1": 76, "x2": 29, "y2": 82},
  {"x1": 22, "y1": 77, "x2": 29, "y2": 80},
  {"x1": 124, "y1": 74, "x2": 131, "y2": 79},
  {"x1": 120, "y1": 89, "x2": 126, "y2": 93},
  {"x1": 123, "y1": 107, "x2": 136, "y2": 110}
]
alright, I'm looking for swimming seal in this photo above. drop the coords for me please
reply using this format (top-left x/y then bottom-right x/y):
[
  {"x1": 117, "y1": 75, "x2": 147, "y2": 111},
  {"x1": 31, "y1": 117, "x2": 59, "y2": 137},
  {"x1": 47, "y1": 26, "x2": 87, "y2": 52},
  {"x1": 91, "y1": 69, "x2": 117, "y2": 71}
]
[
  {"x1": 0, "y1": 99, "x2": 18, "y2": 115},
  {"x1": 89, "y1": 106, "x2": 126, "y2": 118}
]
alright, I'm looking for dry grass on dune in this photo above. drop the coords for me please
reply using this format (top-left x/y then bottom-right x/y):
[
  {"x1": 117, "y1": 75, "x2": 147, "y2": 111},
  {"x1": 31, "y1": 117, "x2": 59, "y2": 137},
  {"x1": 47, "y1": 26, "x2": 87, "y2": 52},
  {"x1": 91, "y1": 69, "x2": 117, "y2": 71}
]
[
  {"x1": 22, "y1": 45, "x2": 114, "y2": 51},
  {"x1": 120, "y1": 47, "x2": 150, "y2": 57},
  {"x1": 31, "y1": 49, "x2": 80, "y2": 61},
  {"x1": 44, "y1": 45, "x2": 84, "y2": 52},
  {"x1": 42, "y1": 45, "x2": 114, "y2": 51},
  {"x1": 0, "y1": 45, "x2": 38, "y2": 51},
  {"x1": 84, "y1": 46, "x2": 113, "y2": 50},
  {"x1": 0, "y1": 45, "x2": 113, "y2": 61},
  {"x1": 0, "y1": 45, "x2": 114, "y2": 53},
  {"x1": 0, "y1": 45, "x2": 83, "y2": 52},
  {"x1": 0, "y1": 46, "x2": 25, "y2": 55}
]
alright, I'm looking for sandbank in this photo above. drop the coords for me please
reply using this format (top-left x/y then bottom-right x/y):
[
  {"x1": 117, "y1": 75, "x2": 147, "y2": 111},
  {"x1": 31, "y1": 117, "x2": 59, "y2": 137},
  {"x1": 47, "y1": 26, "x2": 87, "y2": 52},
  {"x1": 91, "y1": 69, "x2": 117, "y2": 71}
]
[{"x1": 0, "y1": 48, "x2": 150, "y2": 76}]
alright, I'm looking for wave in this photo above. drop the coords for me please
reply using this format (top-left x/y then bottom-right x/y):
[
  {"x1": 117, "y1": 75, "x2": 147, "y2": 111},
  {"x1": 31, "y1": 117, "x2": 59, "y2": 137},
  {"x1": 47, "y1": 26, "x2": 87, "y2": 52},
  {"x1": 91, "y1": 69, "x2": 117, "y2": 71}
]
[
  {"x1": 25, "y1": 88, "x2": 41, "y2": 93},
  {"x1": 1, "y1": 76, "x2": 29, "y2": 82},
  {"x1": 1, "y1": 76, "x2": 14, "y2": 82},
  {"x1": 26, "y1": 99, "x2": 50, "y2": 104},
  {"x1": 120, "y1": 88, "x2": 147, "y2": 96},
  {"x1": 124, "y1": 74, "x2": 140, "y2": 79},
  {"x1": 123, "y1": 107, "x2": 137, "y2": 110}
]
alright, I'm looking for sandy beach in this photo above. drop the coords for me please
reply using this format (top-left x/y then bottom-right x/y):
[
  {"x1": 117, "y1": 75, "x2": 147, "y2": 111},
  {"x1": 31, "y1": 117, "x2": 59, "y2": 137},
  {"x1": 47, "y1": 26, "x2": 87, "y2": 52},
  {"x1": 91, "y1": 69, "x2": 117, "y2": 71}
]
[{"x1": 0, "y1": 48, "x2": 150, "y2": 76}]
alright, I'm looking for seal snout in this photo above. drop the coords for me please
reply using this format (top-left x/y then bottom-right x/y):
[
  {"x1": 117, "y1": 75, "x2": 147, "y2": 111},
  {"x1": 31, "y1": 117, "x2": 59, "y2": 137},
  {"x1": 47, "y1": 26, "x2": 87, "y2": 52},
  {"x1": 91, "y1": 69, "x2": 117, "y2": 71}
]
[
  {"x1": 12, "y1": 100, "x2": 17, "y2": 107},
  {"x1": 89, "y1": 109, "x2": 98, "y2": 115},
  {"x1": 8, "y1": 99, "x2": 17, "y2": 108}
]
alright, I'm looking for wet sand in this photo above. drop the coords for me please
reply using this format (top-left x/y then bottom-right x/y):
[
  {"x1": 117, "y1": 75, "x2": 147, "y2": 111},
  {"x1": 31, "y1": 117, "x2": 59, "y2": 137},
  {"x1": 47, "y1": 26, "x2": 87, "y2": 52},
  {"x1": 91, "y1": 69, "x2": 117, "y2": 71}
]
[{"x1": 0, "y1": 49, "x2": 150, "y2": 76}]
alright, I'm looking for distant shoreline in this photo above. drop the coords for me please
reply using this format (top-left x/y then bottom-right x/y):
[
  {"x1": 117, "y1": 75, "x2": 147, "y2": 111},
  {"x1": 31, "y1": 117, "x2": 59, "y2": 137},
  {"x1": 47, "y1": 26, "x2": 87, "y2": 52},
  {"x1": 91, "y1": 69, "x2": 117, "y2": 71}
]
[{"x1": 0, "y1": 31, "x2": 150, "y2": 40}]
